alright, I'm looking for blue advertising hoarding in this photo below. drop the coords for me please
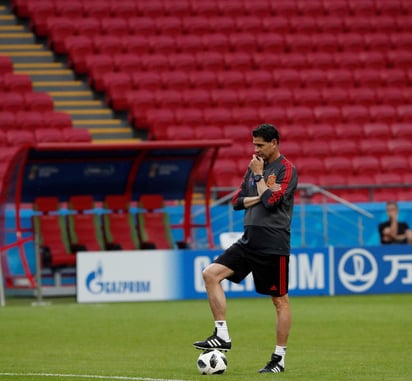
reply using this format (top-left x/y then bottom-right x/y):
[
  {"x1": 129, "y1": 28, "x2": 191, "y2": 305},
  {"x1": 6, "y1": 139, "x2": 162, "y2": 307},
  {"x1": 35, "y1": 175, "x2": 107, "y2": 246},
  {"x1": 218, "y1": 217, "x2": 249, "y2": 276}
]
[{"x1": 76, "y1": 245, "x2": 412, "y2": 303}]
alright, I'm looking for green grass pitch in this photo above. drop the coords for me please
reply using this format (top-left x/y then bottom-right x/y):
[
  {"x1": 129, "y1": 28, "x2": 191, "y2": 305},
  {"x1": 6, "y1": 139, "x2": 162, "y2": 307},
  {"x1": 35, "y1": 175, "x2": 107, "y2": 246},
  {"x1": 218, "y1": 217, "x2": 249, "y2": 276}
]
[{"x1": 0, "y1": 294, "x2": 411, "y2": 381}]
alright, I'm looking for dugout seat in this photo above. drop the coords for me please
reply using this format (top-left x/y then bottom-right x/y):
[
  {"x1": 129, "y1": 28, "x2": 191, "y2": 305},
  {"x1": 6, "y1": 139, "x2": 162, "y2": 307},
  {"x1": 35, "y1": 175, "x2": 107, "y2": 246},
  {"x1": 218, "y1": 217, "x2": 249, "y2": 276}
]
[
  {"x1": 137, "y1": 194, "x2": 188, "y2": 250},
  {"x1": 102, "y1": 195, "x2": 140, "y2": 250},
  {"x1": 67, "y1": 195, "x2": 105, "y2": 252},
  {"x1": 32, "y1": 197, "x2": 76, "y2": 269}
]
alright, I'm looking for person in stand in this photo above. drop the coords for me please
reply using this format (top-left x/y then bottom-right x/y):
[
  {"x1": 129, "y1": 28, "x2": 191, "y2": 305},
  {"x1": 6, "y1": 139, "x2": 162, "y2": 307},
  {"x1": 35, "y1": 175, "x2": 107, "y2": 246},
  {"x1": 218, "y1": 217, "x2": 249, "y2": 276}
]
[
  {"x1": 193, "y1": 123, "x2": 298, "y2": 373},
  {"x1": 378, "y1": 201, "x2": 412, "y2": 244}
]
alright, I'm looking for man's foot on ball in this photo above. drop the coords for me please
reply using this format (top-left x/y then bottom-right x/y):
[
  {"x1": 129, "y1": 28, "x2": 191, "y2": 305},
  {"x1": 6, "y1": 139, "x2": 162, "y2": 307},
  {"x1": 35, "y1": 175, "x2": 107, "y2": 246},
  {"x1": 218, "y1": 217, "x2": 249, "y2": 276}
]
[
  {"x1": 258, "y1": 353, "x2": 285, "y2": 373},
  {"x1": 193, "y1": 329, "x2": 232, "y2": 352}
]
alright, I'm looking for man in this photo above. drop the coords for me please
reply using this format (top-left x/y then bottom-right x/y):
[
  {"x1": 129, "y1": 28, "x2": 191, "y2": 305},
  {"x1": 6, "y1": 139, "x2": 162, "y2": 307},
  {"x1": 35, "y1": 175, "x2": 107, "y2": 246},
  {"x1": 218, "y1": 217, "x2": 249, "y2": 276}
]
[
  {"x1": 378, "y1": 201, "x2": 412, "y2": 244},
  {"x1": 193, "y1": 123, "x2": 298, "y2": 373}
]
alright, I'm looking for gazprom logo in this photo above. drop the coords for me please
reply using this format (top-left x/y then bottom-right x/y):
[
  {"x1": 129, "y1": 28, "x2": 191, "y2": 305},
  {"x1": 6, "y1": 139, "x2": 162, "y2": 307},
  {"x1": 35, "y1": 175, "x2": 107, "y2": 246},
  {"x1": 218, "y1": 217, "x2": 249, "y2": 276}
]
[{"x1": 85, "y1": 262, "x2": 151, "y2": 295}]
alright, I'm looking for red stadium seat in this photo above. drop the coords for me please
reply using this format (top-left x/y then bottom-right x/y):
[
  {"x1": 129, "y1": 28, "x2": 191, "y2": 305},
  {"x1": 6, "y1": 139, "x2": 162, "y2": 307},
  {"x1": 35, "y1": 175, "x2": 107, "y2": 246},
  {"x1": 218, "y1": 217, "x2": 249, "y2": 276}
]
[
  {"x1": 0, "y1": 92, "x2": 24, "y2": 112},
  {"x1": 287, "y1": 106, "x2": 314, "y2": 124},
  {"x1": 348, "y1": 87, "x2": 377, "y2": 106},
  {"x1": 27, "y1": 1, "x2": 56, "y2": 36},
  {"x1": 24, "y1": 92, "x2": 54, "y2": 112},
  {"x1": 364, "y1": 33, "x2": 392, "y2": 51},
  {"x1": 74, "y1": 18, "x2": 101, "y2": 38},
  {"x1": 352, "y1": 156, "x2": 380, "y2": 175},
  {"x1": 285, "y1": 33, "x2": 314, "y2": 53},
  {"x1": 369, "y1": 105, "x2": 397, "y2": 123},
  {"x1": 3, "y1": 74, "x2": 32, "y2": 93},
  {"x1": 6, "y1": 129, "x2": 35, "y2": 145},
  {"x1": 0, "y1": 111, "x2": 16, "y2": 130},
  {"x1": 379, "y1": 155, "x2": 409, "y2": 175},
  {"x1": 127, "y1": 17, "x2": 156, "y2": 35},
  {"x1": 55, "y1": 2, "x2": 83, "y2": 19},
  {"x1": 363, "y1": 123, "x2": 391, "y2": 139},
  {"x1": 182, "y1": 16, "x2": 211, "y2": 34},
  {"x1": 66, "y1": 35, "x2": 94, "y2": 74},
  {"x1": 67, "y1": 195, "x2": 105, "y2": 252},
  {"x1": 265, "y1": 88, "x2": 293, "y2": 107},
  {"x1": 216, "y1": 70, "x2": 245, "y2": 89},
  {"x1": 83, "y1": 1, "x2": 110, "y2": 19},
  {"x1": 176, "y1": 34, "x2": 201, "y2": 53},
  {"x1": 15, "y1": 111, "x2": 44, "y2": 130},
  {"x1": 209, "y1": 16, "x2": 237, "y2": 34},
  {"x1": 321, "y1": 87, "x2": 349, "y2": 106},
  {"x1": 396, "y1": 105, "x2": 412, "y2": 122},
  {"x1": 353, "y1": 68, "x2": 382, "y2": 87},
  {"x1": 313, "y1": 33, "x2": 339, "y2": 53},
  {"x1": 244, "y1": 71, "x2": 274, "y2": 89},
  {"x1": 293, "y1": 88, "x2": 322, "y2": 107},
  {"x1": 154, "y1": 89, "x2": 183, "y2": 109},
  {"x1": 337, "y1": 33, "x2": 365, "y2": 52},
  {"x1": 182, "y1": 89, "x2": 211, "y2": 108},
  {"x1": 301, "y1": 140, "x2": 331, "y2": 158},
  {"x1": 196, "y1": 51, "x2": 225, "y2": 71},
  {"x1": 258, "y1": 106, "x2": 287, "y2": 125},
  {"x1": 163, "y1": 125, "x2": 196, "y2": 140},
  {"x1": 228, "y1": 33, "x2": 256, "y2": 52},
  {"x1": 32, "y1": 197, "x2": 76, "y2": 269},
  {"x1": 295, "y1": 157, "x2": 326, "y2": 176},
  {"x1": 359, "y1": 139, "x2": 389, "y2": 156},
  {"x1": 122, "y1": 35, "x2": 149, "y2": 55},
  {"x1": 137, "y1": 194, "x2": 182, "y2": 250},
  {"x1": 47, "y1": 17, "x2": 75, "y2": 54},
  {"x1": 238, "y1": 88, "x2": 266, "y2": 108},
  {"x1": 110, "y1": 1, "x2": 137, "y2": 18},
  {"x1": 307, "y1": 123, "x2": 336, "y2": 140},
  {"x1": 256, "y1": 33, "x2": 285, "y2": 53},
  {"x1": 391, "y1": 122, "x2": 412, "y2": 139},
  {"x1": 132, "y1": 71, "x2": 162, "y2": 90},
  {"x1": 340, "y1": 105, "x2": 370, "y2": 124},
  {"x1": 203, "y1": 107, "x2": 233, "y2": 126},
  {"x1": 34, "y1": 128, "x2": 64, "y2": 143},
  {"x1": 236, "y1": 15, "x2": 265, "y2": 32},
  {"x1": 142, "y1": 54, "x2": 170, "y2": 72},
  {"x1": 388, "y1": 139, "x2": 411, "y2": 155},
  {"x1": 102, "y1": 194, "x2": 140, "y2": 250},
  {"x1": 273, "y1": 69, "x2": 301, "y2": 88},
  {"x1": 326, "y1": 69, "x2": 354, "y2": 87},
  {"x1": 93, "y1": 36, "x2": 123, "y2": 56},
  {"x1": 62, "y1": 128, "x2": 91, "y2": 143},
  {"x1": 149, "y1": 35, "x2": 177, "y2": 54},
  {"x1": 210, "y1": 89, "x2": 239, "y2": 108},
  {"x1": 313, "y1": 106, "x2": 341, "y2": 124},
  {"x1": 224, "y1": 52, "x2": 253, "y2": 71},
  {"x1": 0, "y1": 56, "x2": 13, "y2": 74},
  {"x1": 324, "y1": 156, "x2": 353, "y2": 174},
  {"x1": 202, "y1": 33, "x2": 229, "y2": 53},
  {"x1": 300, "y1": 69, "x2": 328, "y2": 88},
  {"x1": 262, "y1": 16, "x2": 290, "y2": 33},
  {"x1": 100, "y1": 18, "x2": 129, "y2": 37},
  {"x1": 289, "y1": 16, "x2": 318, "y2": 34},
  {"x1": 329, "y1": 139, "x2": 359, "y2": 157},
  {"x1": 335, "y1": 123, "x2": 364, "y2": 140}
]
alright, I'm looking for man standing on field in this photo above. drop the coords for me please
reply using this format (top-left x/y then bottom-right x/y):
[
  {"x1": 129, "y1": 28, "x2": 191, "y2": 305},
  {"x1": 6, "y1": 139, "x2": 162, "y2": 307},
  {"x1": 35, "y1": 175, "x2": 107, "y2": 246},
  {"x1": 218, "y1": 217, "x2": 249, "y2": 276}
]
[{"x1": 193, "y1": 123, "x2": 298, "y2": 373}]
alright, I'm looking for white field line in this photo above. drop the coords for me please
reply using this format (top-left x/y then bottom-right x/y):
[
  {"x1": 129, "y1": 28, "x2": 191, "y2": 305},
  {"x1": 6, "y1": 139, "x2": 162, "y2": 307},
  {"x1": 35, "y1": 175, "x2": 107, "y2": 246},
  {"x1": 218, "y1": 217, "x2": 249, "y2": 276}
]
[{"x1": 0, "y1": 373, "x2": 192, "y2": 381}]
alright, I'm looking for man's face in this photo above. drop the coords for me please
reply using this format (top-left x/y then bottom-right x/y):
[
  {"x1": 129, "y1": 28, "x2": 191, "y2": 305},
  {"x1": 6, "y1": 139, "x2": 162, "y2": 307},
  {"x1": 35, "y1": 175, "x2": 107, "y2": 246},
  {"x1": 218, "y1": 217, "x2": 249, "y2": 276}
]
[
  {"x1": 386, "y1": 204, "x2": 399, "y2": 219},
  {"x1": 253, "y1": 136, "x2": 277, "y2": 161}
]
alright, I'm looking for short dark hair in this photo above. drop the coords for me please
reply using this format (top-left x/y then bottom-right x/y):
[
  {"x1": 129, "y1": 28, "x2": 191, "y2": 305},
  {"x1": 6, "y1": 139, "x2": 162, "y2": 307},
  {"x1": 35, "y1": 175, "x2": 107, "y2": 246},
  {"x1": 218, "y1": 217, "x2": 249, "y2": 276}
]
[{"x1": 252, "y1": 123, "x2": 280, "y2": 143}]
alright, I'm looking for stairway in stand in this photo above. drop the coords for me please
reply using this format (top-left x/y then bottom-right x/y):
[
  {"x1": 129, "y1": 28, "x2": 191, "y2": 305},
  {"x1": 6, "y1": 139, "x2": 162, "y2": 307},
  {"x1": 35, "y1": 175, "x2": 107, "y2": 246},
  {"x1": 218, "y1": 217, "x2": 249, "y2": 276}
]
[{"x1": 0, "y1": 1, "x2": 137, "y2": 142}]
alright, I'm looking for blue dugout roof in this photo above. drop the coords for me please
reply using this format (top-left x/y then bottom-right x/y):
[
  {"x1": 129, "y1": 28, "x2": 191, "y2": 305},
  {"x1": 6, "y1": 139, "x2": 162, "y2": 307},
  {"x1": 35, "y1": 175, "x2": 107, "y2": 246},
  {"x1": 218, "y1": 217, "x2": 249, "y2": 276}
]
[{"x1": 0, "y1": 140, "x2": 230, "y2": 249}]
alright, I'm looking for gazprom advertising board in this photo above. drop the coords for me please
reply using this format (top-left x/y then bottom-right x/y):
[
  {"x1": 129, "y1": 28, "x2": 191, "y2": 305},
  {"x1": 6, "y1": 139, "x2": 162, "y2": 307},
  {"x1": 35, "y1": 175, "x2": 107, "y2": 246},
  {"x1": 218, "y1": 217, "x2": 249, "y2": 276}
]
[{"x1": 76, "y1": 245, "x2": 412, "y2": 303}]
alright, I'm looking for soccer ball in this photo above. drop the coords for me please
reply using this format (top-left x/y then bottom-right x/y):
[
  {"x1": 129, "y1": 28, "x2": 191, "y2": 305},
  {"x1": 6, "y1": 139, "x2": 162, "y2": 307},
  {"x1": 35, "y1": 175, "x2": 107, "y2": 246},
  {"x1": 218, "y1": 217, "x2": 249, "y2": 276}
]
[{"x1": 197, "y1": 349, "x2": 227, "y2": 375}]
